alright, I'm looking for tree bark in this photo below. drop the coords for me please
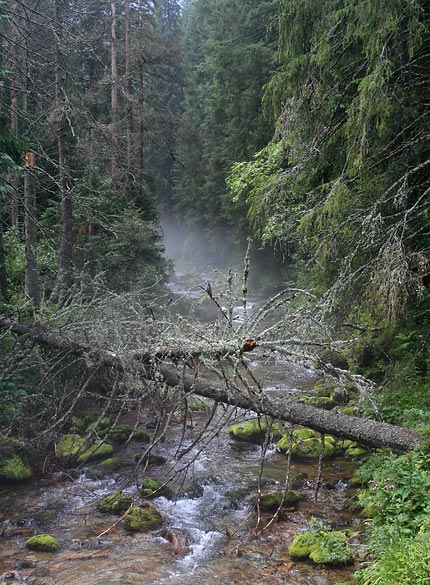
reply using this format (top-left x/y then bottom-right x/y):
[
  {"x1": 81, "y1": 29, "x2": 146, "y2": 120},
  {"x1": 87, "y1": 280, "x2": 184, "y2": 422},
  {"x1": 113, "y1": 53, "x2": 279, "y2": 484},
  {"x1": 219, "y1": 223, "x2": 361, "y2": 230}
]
[
  {"x1": 9, "y1": 0, "x2": 20, "y2": 229},
  {"x1": 24, "y1": 163, "x2": 39, "y2": 309},
  {"x1": 111, "y1": 0, "x2": 119, "y2": 182},
  {"x1": 50, "y1": 0, "x2": 73, "y2": 304},
  {"x1": 125, "y1": 0, "x2": 134, "y2": 195},
  {"x1": 0, "y1": 222, "x2": 8, "y2": 301},
  {"x1": 0, "y1": 316, "x2": 421, "y2": 453}
]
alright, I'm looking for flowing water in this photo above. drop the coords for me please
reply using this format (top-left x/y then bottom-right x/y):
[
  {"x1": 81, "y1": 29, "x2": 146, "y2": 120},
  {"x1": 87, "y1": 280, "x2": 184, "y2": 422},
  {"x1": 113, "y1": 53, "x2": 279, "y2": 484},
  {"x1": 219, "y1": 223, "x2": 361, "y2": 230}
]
[{"x1": 0, "y1": 267, "x2": 362, "y2": 584}]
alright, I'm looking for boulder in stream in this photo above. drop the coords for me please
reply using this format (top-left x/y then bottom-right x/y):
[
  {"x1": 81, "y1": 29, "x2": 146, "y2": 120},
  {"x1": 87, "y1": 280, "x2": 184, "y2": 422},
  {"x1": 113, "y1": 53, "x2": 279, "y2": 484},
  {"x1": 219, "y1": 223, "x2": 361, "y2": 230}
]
[
  {"x1": 97, "y1": 492, "x2": 133, "y2": 514},
  {"x1": 25, "y1": 533, "x2": 59, "y2": 552},
  {"x1": 260, "y1": 490, "x2": 301, "y2": 511},
  {"x1": 228, "y1": 419, "x2": 282, "y2": 444},
  {"x1": 123, "y1": 506, "x2": 163, "y2": 532},
  {"x1": 289, "y1": 528, "x2": 353, "y2": 566},
  {"x1": 278, "y1": 428, "x2": 336, "y2": 459}
]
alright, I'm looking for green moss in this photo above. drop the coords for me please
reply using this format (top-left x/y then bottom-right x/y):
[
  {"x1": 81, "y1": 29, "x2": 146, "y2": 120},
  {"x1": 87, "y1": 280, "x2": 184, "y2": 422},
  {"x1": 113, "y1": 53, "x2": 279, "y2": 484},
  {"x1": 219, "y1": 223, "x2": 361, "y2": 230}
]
[
  {"x1": 132, "y1": 429, "x2": 150, "y2": 442},
  {"x1": 100, "y1": 457, "x2": 122, "y2": 471},
  {"x1": 289, "y1": 529, "x2": 353, "y2": 566},
  {"x1": 0, "y1": 455, "x2": 32, "y2": 481},
  {"x1": 260, "y1": 490, "x2": 301, "y2": 510},
  {"x1": 189, "y1": 401, "x2": 207, "y2": 412},
  {"x1": 309, "y1": 531, "x2": 353, "y2": 566},
  {"x1": 78, "y1": 441, "x2": 113, "y2": 463},
  {"x1": 123, "y1": 506, "x2": 163, "y2": 532},
  {"x1": 56, "y1": 434, "x2": 85, "y2": 459},
  {"x1": 109, "y1": 425, "x2": 133, "y2": 443},
  {"x1": 289, "y1": 532, "x2": 316, "y2": 559},
  {"x1": 25, "y1": 534, "x2": 59, "y2": 552},
  {"x1": 135, "y1": 453, "x2": 167, "y2": 466},
  {"x1": 307, "y1": 396, "x2": 337, "y2": 410},
  {"x1": 314, "y1": 380, "x2": 335, "y2": 397},
  {"x1": 278, "y1": 429, "x2": 336, "y2": 459},
  {"x1": 140, "y1": 478, "x2": 166, "y2": 498},
  {"x1": 97, "y1": 492, "x2": 133, "y2": 514},
  {"x1": 228, "y1": 419, "x2": 282, "y2": 444},
  {"x1": 0, "y1": 436, "x2": 26, "y2": 458},
  {"x1": 345, "y1": 442, "x2": 369, "y2": 457}
]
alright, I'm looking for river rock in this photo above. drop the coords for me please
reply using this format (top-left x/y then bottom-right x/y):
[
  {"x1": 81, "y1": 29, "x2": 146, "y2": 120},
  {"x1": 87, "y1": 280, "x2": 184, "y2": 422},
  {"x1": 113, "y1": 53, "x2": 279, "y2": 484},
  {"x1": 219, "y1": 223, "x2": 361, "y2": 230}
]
[
  {"x1": 278, "y1": 428, "x2": 336, "y2": 459},
  {"x1": 260, "y1": 490, "x2": 301, "y2": 510},
  {"x1": 100, "y1": 457, "x2": 122, "y2": 471},
  {"x1": 140, "y1": 478, "x2": 169, "y2": 498},
  {"x1": 228, "y1": 419, "x2": 282, "y2": 444},
  {"x1": 123, "y1": 506, "x2": 163, "y2": 532},
  {"x1": 25, "y1": 533, "x2": 59, "y2": 552},
  {"x1": 97, "y1": 492, "x2": 133, "y2": 514},
  {"x1": 289, "y1": 529, "x2": 353, "y2": 566}
]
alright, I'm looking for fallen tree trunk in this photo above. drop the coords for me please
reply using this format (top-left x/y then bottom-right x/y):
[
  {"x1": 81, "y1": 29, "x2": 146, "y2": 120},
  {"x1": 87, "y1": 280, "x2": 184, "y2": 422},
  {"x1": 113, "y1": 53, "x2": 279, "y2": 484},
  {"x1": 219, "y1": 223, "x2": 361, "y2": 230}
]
[{"x1": 0, "y1": 316, "x2": 421, "y2": 452}]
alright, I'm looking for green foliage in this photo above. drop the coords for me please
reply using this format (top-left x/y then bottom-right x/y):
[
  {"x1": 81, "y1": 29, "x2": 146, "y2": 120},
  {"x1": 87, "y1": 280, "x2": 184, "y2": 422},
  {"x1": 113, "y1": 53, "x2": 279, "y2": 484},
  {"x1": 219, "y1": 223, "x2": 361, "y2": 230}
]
[
  {"x1": 0, "y1": 455, "x2": 31, "y2": 481},
  {"x1": 175, "y1": 0, "x2": 278, "y2": 257},
  {"x1": 356, "y1": 530, "x2": 430, "y2": 584},
  {"x1": 233, "y1": 0, "x2": 430, "y2": 322},
  {"x1": 0, "y1": 380, "x2": 30, "y2": 425},
  {"x1": 357, "y1": 450, "x2": 430, "y2": 535}
]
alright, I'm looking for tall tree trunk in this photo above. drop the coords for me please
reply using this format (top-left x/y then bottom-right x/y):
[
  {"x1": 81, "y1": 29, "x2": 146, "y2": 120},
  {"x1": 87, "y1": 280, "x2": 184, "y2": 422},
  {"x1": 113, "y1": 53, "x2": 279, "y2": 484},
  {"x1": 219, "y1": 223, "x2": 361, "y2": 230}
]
[
  {"x1": 111, "y1": 0, "x2": 119, "y2": 182},
  {"x1": 0, "y1": 220, "x2": 8, "y2": 302},
  {"x1": 125, "y1": 0, "x2": 134, "y2": 196},
  {"x1": 9, "y1": 0, "x2": 20, "y2": 229},
  {"x1": 50, "y1": 0, "x2": 72, "y2": 304},
  {"x1": 24, "y1": 157, "x2": 39, "y2": 309}
]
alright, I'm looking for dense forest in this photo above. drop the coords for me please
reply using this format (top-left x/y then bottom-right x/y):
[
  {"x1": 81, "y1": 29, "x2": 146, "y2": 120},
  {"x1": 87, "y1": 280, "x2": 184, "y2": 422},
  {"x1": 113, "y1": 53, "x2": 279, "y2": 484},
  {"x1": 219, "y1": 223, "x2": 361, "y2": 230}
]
[{"x1": 1, "y1": 1, "x2": 430, "y2": 583}]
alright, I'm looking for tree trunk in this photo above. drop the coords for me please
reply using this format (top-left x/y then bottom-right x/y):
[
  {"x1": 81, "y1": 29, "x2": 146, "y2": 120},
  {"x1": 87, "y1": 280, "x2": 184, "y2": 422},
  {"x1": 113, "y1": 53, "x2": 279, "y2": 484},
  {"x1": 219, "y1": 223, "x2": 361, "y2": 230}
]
[
  {"x1": 0, "y1": 316, "x2": 421, "y2": 453},
  {"x1": 0, "y1": 222, "x2": 8, "y2": 301},
  {"x1": 9, "y1": 0, "x2": 20, "y2": 229},
  {"x1": 125, "y1": 0, "x2": 134, "y2": 195},
  {"x1": 24, "y1": 162, "x2": 39, "y2": 309},
  {"x1": 50, "y1": 0, "x2": 73, "y2": 304},
  {"x1": 111, "y1": 0, "x2": 119, "y2": 182}
]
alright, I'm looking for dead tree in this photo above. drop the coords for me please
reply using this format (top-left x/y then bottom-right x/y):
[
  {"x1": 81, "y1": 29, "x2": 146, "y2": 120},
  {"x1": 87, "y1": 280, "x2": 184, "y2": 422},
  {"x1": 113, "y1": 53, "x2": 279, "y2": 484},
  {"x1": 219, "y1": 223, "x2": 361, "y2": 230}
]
[{"x1": 0, "y1": 316, "x2": 421, "y2": 453}]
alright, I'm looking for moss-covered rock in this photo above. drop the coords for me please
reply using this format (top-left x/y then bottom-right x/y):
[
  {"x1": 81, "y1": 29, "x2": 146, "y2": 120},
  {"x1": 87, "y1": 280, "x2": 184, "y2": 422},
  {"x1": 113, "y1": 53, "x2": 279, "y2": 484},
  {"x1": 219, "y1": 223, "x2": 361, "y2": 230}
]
[
  {"x1": 308, "y1": 531, "x2": 353, "y2": 566},
  {"x1": 289, "y1": 529, "x2": 353, "y2": 566},
  {"x1": 56, "y1": 434, "x2": 85, "y2": 459},
  {"x1": 319, "y1": 349, "x2": 349, "y2": 370},
  {"x1": 135, "y1": 453, "x2": 167, "y2": 466},
  {"x1": 0, "y1": 455, "x2": 32, "y2": 481},
  {"x1": 97, "y1": 492, "x2": 133, "y2": 514},
  {"x1": 140, "y1": 478, "x2": 168, "y2": 498},
  {"x1": 108, "y1": 425, "x2": 133, "y2": 443},
  {"x1": 0, "y1": 436, "x2": 26, "y2": 458},
  {"x1": 25, "y1": 534, "x2": 59, "y2": 552},
  {"x1": 131, "y1": 429, "x2": 150, "y2": 442},
  {"x1": 260, "y1": 490, "x2": 301, "y2": 511},
  {"x1": 78, "y1": 441, "x2": 113, "y2": 463},
  {"x1": 123, "y1": 506, "x2": 163, "y2": 532},
  {"x1": 189, "y1": 401, "x2": 207, "y2": 412},
  {"x1": 278, "y1": 429, "x2": 336, "y2": 459},
  {"x1": 345, "y1": 442, "x2": 369, "y2": 457},
  {"x1": 57, "y1": 434, "x2": 113, "y2": 463},
  {"x1": 228, "y1": 419, "x2": 282, "y2": 444},
  {"x1": 289, "y1": 532, "x2": 316, "y2": 560},
  {"x1": 306, "y1": 396, "x2": 337, "y2": 410},
  {"x1": 100, "y1": 457, "x2": 122, "y2": 471}
]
